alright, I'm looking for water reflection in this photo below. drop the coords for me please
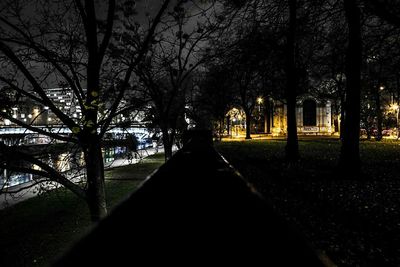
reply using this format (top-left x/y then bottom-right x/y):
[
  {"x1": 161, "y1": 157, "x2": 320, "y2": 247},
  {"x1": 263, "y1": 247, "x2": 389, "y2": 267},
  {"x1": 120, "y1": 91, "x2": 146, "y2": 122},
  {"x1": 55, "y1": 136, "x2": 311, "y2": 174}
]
[{"x1": 1, "y1": 146, "x2": 130, "y2": 189}]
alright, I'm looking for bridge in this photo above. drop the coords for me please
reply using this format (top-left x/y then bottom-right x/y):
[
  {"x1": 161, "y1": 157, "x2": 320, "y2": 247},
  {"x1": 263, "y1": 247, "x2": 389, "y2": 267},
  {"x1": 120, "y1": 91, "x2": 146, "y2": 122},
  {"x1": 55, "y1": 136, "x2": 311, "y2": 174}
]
[
  {"x1": 0, "y1": 124, "x2": 151, "y2": 146},
  {"x1": 0, "y1": 124, "x2": 149, "y2": 135}
]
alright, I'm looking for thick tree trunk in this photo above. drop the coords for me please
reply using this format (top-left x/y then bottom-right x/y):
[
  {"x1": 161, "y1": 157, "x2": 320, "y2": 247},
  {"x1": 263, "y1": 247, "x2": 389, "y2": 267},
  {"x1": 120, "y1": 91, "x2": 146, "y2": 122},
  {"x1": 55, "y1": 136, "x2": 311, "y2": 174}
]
[
  {"x1": 340, "y1": 0, "x2": 362, "y2": 173},
  {"x1": 245, "y1": 110, "x2": 252, "y2": 139},
  {"x1": 82, "y1": 40, "x2": 108, "y2": 221},
  {"x1": 285, "y1": 0, "x2": 299, "y2": 162},
  {"x1": 85, "y1": 137, "x2": 107, "y2": 222}
]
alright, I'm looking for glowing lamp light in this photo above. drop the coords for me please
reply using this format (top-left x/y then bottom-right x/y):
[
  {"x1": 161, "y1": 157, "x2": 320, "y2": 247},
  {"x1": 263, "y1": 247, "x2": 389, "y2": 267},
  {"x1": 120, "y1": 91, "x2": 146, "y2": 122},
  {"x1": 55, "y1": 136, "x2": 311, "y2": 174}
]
[{"x1": 257, "y1": 97, "x2": 263, "y2": 104}]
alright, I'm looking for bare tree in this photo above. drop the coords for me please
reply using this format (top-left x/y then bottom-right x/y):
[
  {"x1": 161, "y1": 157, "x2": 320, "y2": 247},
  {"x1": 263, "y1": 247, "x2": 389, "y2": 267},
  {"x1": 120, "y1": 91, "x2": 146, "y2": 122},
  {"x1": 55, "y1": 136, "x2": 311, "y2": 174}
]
[
  {"x1": 130, "y1": 0, "x2": 220, "y2": 160},
  {"x1": 0, "y1": 0, "x2": 171, "y2": 221}
]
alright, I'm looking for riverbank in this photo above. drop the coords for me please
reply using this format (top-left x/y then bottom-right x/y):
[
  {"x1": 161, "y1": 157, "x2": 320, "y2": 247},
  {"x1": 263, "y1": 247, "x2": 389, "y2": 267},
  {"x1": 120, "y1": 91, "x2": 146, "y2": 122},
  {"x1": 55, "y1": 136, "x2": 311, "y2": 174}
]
[
  {"x1": 0, "y1": 146, "x2": 165, "y2": 210},
  {"x1": 0, "y1": 153, "x2": 165, "y2": 267}
]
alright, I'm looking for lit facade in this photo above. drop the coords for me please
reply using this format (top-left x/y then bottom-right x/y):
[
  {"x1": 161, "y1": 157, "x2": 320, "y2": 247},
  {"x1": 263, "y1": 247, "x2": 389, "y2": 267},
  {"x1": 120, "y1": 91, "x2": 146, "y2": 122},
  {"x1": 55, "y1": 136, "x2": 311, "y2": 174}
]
[
  {"x1": 272, "y1": 95, "x2": 333, "y2": 136},
  {"x1": 225, "y1": 94, "x2": 335, "y2": 137}
]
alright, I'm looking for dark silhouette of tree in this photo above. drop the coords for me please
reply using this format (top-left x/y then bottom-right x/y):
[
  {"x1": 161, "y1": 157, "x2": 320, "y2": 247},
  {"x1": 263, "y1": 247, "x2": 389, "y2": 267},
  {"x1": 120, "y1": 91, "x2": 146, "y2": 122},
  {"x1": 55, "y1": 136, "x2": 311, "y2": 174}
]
[
  {"x1": 339, "y1": 0, "x2": 362, "y2": 174},
  {"x1": 0, "y1": 0, "x2": 171, "y2": 221},
  {"x1": 191, "y1": 66, "x2": 235, "y2": 139},
  {"x1": 226, "y1": 28, "x2": 267, "y2": 139},
  {"x1": 130, "y1": 0, "x2": 220, "y2": 160},
  {"x1": 363, "y1": 0, "x2": 400, "y2": 27},
  {"x1": 284, "y1": 0, "x2": 299, "y2": 162},
  {"x1": 306, "y1": 1, "x2": 347, "y2": 138}
]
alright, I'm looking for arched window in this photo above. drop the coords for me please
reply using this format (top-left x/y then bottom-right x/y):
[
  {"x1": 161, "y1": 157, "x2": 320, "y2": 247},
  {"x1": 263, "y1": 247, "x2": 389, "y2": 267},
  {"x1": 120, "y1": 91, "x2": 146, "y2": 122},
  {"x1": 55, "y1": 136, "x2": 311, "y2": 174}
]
[{"x1": 303, "y1": 99, "x2": 316, "y2": 126}]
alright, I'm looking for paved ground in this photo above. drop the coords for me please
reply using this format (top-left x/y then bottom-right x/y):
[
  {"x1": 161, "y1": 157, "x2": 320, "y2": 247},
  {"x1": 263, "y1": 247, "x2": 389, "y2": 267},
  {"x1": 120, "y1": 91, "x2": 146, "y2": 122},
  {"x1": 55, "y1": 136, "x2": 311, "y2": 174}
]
[{"x1": 0, "y1": 146, "x2": 171, "y2": 210}]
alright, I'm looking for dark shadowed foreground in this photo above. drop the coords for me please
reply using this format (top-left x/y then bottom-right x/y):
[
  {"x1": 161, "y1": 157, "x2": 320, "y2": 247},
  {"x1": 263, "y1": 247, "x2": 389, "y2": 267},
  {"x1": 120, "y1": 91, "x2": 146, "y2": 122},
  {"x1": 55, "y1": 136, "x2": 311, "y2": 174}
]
[
  {"x1": 216, "y1": 139, "x2": 400, "y2": 267},
  {"x1": 55, "y1": 132, "x2": 324, "y2": 266}
]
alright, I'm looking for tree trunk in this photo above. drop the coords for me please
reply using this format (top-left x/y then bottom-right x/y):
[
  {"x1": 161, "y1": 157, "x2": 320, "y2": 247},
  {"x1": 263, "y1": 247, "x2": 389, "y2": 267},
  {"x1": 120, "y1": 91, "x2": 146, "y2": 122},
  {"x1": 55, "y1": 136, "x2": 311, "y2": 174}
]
[
  {"x1": 161, "y1": 127, "x2": 173, "y2": 161},
  {"x1": 226, "y1": 115, "x2": 231, "y2": 136},
  {"x1": 266, "y1": 99, "x2": 271, "y2": 134},
  {"x1": 85, "y1": 137, "x2": 107, "y2": 222},
  {"x1": 366, "y1": 120, "x2": 371, "y2": 140},
  {"x1": 285, "y1": 0, "x2": 299, "y2": 162},
  {"x1": 340, "y1": 93, "x2": 346, "y2": 140},
  {"x1": 219, "y1": 117, "x2": 224, "y2": 141},
  {"x1": 340, "y1": 0, "x2": 362, "y2": 173},
  {"x1": 245, "y1": 110, "x2": 252, "y2": 139},
  {"x1": 375, "y1": 86, "x2": 383, "y2": 141},
  {"x1": 397, "y1": 108, "x2": 400, "y2": 139}
]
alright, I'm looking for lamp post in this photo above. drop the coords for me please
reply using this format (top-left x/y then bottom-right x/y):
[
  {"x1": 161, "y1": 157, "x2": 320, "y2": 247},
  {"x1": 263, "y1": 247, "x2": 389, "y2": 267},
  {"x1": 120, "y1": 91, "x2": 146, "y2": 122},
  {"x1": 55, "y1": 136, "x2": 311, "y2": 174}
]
[
  {"x1": 257, "y1": 97, "x2": 264, "y2": 133},
  {"x1": 257, "y1": 97, "x2": 263, "y2": 112}
]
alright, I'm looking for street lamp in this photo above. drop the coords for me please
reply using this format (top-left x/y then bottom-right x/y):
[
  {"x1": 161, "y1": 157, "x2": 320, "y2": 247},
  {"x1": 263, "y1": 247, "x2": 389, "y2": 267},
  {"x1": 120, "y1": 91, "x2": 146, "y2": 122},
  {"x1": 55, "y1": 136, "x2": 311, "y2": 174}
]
[{"x1": 257, "y1": 97, "x2": 263, "y2": 113}]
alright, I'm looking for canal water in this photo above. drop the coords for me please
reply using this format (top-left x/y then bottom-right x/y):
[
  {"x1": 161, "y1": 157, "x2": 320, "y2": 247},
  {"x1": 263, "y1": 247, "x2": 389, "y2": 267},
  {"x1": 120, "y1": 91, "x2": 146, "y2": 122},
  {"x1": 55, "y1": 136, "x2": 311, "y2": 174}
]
[{"x1": 0, "y1": 145, "x2": 143, "y2": 189}]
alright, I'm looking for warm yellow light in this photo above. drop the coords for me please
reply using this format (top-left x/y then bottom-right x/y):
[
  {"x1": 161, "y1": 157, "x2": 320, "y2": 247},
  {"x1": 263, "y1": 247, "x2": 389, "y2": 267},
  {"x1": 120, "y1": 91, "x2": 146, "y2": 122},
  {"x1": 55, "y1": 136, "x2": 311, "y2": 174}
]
[
  {"x1": 391, "y1": 104, "x2": 399, "y2": 111},
  {"x1": 257, "y1": 97, "x2": 263, "y2": 104},
  {"x1": 380, "y1": 86, "x2": 385, "y2": 91}
]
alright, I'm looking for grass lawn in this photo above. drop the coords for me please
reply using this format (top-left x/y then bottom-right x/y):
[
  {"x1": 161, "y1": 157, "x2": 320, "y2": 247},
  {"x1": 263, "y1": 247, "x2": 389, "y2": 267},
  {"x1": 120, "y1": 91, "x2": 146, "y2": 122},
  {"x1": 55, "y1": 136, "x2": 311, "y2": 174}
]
[
  {"x1": 0, "y1": 153, "x2": 165, "y2": 267},
  {"x1": 216, "y1": 139, "x2": 400, "y2": 267}
]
